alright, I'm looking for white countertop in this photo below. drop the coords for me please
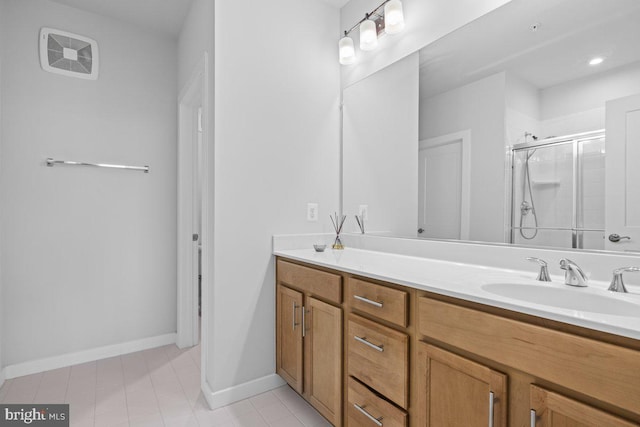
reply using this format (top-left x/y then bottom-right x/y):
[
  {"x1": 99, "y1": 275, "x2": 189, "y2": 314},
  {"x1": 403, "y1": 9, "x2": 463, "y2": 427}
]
[{"x1": 274, "y1": 247, "x2": 640, "y2": 341}]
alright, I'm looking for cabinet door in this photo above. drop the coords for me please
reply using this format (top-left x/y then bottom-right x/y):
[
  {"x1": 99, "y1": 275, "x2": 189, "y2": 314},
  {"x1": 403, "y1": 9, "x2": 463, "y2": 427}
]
[
  {"x1": 276, "y1": 284, "x2": 304, "y2": 393},
  {"x1": 416, "y1": 342, "x2": 507, "y2": 427},
  {"x1": 530, "y1": 385, "x2": 638, "y2": 427},
  {"x1": 305, "y1": 296, "x2": 343, "y2": 427}
]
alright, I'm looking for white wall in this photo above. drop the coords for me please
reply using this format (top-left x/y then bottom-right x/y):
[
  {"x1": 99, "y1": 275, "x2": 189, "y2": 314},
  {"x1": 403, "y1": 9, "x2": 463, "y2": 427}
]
[
  {"x1": 420, "y1": 72, "x2": 506, "y2": 242},
  {"x1": 343, "y1": 53, "x2": 419, "y2": 237},
  {"x1": 505, "y1": 72, "x2": 540, "y2": 145},
  {"x1": 540, "y1": 61, "x2": 640, "y2": 137},
  {"x1": 179, "y1": 0, "x2": 214, "y2": 91},
  {"x1": 340, "y1": 0, "x2": 512, "y2": 88},
  {"x1": 0, "y1": 0, "x2": 178, "y2": 368},
  {"x1": 210, "y1": 0, "x2": 340, "y2": 404}
]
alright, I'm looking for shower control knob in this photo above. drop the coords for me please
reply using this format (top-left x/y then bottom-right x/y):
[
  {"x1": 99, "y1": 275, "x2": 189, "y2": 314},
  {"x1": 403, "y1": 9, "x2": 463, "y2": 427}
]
[
  {"x1": 609, "y1": 234, "x2": 631, "y2": 243},
  {"x1": 418, "y1": 228, "x2": 424, "y2": 234}
]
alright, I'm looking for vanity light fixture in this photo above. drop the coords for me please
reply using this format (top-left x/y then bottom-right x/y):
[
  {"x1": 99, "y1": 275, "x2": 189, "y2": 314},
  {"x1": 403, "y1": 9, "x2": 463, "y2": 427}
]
[
  {"x1": 339, "y1": 32, "x2": 356, "y2": 65},
  {"x1": 384, "y1": 0, "x2": 405, "y2": 34},
  {"x1": 589, "y1": 57, "x2": 604, "y2": 66},
  {"x1": 359, "y1": 15, "x2": 379, "y2": 51},
  {"x1": 338, "y1": 0, "x2": 405, "y2": 65}
]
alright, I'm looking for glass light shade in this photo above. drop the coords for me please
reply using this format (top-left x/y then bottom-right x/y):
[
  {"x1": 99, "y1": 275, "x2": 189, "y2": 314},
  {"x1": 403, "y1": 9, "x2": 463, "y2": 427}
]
[
  {"x1": 384, "y1": 0, "x2": 405, "y2": 34},
  {"x1": 359, "y1": 19, "x2": 378, "y2": 51},
  {"x1": 339, "y1": 36, "x2": 356, "y2": 65}
]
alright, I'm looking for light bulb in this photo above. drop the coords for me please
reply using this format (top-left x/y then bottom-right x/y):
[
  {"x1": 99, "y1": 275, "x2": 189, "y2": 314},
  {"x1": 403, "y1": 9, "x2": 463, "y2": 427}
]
[
  {"x1": 339, "y1": 35, "x2": 356, "y2": 65},
  {"x1": 589, "y1": 57, "x2": 604, "y2": 66},
  {"x1": 384, "y1": 0, "x2": 405, "y2": 34},
  {"x1": 359, "y1": 18, "x2": 378, "y2": 51}
]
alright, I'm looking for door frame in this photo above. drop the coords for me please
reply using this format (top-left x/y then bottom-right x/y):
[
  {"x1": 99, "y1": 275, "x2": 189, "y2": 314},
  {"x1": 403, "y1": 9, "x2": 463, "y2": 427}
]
[
  {"x1": 418, "y1": 130, "x2": 471, "y2": 240},
  {"x1": 177, "y1": 53, "x2": 210, "y2": 350}
]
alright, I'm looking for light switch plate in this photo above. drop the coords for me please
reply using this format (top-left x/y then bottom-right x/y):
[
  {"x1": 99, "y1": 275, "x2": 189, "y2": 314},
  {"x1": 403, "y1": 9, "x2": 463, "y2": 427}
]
[{"x1": 307, "y1": 203, "x2": 319, "y2": 222}]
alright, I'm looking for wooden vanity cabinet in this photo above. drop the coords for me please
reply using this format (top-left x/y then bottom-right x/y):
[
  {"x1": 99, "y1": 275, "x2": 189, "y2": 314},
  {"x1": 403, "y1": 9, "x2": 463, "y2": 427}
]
[
  {"x1": 275, "y1": 257, "x2": 640, "y2": 427},
  {"x1": 417, "y1": 296, "x2": 640, "y2": 426},
  {"x1": 276, "y1": 260, "x2": 343, "y2": 426},
  {"x1": 345, "y1": 276, "x2": 411, "y2": 427},
  {"x1": 416, "y1": 343, "x2": 507, "y2": 427},
  {"x1": 530, "y1": 385, "x2": 638, "y2": 427},
  {"x1": 276, "y1": 284, "x2": 304, "y2": 393}
]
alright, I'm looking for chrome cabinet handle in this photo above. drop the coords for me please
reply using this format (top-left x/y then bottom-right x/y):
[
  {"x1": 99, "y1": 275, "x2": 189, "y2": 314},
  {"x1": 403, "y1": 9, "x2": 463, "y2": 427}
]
[
  {"x1": 488, "y1": 392, "x2": 494, "y2": 427},
  {"x1": 302, "y1": 307, "x2": 306, "y2": 338},
  {"x1": 609, "y1": 234, "x2": 631, "y2": 242},
  {"x1": 292, "y1": 302, "x2": 298, "y2": 331},
  {"x1": 353, "y1": 403, "x2": 383, "y2": 426},
  {"x1": 354, "y1": 335, "x2": 384, "y2": 352},
  {"x1": 354, "y1": 295, "x2": 383, "y2": 308},
  {"x1": 530, "y1": 409, "x2": 536, "y2": 427}
]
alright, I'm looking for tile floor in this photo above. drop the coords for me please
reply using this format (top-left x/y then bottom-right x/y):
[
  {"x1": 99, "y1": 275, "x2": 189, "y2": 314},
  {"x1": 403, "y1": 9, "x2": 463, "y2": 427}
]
[{"x1": 0, "y1": 343, "x2": 330, "y2": 427}]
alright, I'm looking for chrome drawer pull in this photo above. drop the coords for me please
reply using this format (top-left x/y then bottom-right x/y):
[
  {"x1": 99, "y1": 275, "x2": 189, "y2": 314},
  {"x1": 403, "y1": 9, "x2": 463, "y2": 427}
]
[
  {"x1": 530, "y1": 409, "x2": 536, "y2": 427},
  {"x1": 354, "y1": 295, "x2": 383, "y2": 308},
  {"x1": 488, "y1": 391, "x2": 494, "y2": 427},
  {"x1": 354, "y1": 335, "x2": 384, "y2": 352},
  {"x1": 302, "y1": 307, "x2": 306, "y2": 338},
  {"x1": 353, "y1": 403, "x2": 383, "y2": 426},
  {"x1": 292, "y1": 302, "x2": 298, "y2": 331}
]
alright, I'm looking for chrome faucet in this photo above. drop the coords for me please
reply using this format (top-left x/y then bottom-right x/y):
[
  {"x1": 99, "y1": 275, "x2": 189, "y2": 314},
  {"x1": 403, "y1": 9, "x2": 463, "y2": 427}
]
[
  {"x1": 526, "y1": 257, "x2": 551, "y2": 282},
  {"x1": 608, "y1": 267, "x2": 640, "y2": 293},
  {"x1": 559, "y1": 259, "x2": 588, "y2": 287}
]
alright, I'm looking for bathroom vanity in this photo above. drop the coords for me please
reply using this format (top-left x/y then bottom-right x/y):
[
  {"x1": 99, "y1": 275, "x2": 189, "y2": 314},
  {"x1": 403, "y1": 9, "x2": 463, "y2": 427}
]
[{"x1": 274, "y1": 249, "x2": 640, "y2": 427}]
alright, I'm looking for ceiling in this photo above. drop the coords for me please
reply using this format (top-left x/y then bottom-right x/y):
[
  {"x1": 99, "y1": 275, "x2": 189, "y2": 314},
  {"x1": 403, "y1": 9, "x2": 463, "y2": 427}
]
[
  {"x1": 48, "y1": 0, "x2": 194, "y2": 38},
  {"x1": 319, "y1": 0, "x2": 350, "y2": 8},
  {"x1": 419, "y1": 0, "x2": 640, "y2": 98}
]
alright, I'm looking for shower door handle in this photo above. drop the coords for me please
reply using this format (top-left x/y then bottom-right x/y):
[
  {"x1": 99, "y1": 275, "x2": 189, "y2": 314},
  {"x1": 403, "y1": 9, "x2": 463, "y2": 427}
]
[{"x1": 609, "y1": 234, "x2": 631, "y2": 243}]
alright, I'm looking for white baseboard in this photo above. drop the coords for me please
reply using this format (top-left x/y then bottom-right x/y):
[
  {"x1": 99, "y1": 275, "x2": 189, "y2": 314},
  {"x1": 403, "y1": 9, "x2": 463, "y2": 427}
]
[
  {"x1": 202, "y1": 374, "x2": 286, "y2": 410},
  {"x1": 4, "y1": 333, "x2": 176, "y2": 379}
]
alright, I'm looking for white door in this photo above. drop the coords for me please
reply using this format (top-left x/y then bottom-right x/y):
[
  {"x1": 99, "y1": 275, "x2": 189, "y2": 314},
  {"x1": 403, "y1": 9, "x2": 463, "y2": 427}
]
[
  {"x1": 605, "y1": 93, "x2": 640, "y2": 251},
  {"x1": 418, "y1": 131, "x2": 470, "y2": 240}
]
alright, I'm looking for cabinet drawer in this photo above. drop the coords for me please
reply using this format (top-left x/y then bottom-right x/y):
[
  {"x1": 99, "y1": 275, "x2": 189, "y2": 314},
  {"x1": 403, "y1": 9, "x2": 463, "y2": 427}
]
[
  {"x1": 348, "y1": 377, "x2": 407, "y2": 427},
  {"x1": 348, "y1": 314, "x2": 409, "y2": 409},
  {"x1": 348, "y1": 278, "x2": 408, "y2": 327},
  {"x1": 277, "y1": 259, "x2": 342, "y2": 304}
]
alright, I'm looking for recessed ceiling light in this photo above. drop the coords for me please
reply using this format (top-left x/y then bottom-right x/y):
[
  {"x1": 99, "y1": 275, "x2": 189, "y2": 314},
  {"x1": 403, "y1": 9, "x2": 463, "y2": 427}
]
[{"x1": 589, "y1": 57, "x2": 604, "y2": 66}]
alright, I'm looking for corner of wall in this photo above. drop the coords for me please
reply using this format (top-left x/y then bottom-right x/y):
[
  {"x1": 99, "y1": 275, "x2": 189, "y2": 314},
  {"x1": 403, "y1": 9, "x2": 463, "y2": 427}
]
[{"x1": 201, "y1": 374, "x2": 285, "y2": 410}]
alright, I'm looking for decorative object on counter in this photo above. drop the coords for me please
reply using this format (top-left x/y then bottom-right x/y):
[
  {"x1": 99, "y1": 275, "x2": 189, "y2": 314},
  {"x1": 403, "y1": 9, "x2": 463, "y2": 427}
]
[
  {"x1": 330, "y1": 212, "x2": 347, "y2": 250},
  {"x1": 313, "y1": 244, "x2": 327, "y2": 252},
  {"x1": 355, "y1": 214, "x2": 365, "y2": 234}
]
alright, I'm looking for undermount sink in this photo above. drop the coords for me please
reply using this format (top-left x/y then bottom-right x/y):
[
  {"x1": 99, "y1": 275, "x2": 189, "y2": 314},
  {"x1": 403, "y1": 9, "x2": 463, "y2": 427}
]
[{"x1": 481, "y1": 283, "x2": 640, "y2": 316}]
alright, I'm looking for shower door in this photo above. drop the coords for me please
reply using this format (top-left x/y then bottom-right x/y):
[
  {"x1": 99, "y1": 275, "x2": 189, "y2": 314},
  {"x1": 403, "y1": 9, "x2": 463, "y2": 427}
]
[{"x1": 510, "y1": 131, "x2": 605, "y2": 250}]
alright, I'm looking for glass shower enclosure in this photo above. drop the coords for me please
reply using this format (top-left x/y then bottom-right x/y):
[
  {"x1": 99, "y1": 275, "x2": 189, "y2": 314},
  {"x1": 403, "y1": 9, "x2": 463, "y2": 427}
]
[{"x1": 510, "y1": 130, "x2": 605, "y2": 250}]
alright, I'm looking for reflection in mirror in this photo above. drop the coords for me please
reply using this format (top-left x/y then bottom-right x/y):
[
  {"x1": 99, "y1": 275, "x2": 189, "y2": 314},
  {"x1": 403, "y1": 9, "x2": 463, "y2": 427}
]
[{"x1": 343, "y1": 0, "x2": 640, "y2": 253}]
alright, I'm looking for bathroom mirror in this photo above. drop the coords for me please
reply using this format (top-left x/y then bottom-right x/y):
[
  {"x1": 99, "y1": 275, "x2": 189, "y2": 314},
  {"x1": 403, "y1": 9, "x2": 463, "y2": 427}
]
[{"x1": 342, "y1": 0, "x2": 640, "y2": 253}]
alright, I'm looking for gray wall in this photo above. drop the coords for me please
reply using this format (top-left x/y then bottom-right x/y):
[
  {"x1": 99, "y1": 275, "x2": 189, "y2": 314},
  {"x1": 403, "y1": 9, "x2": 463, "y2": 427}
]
[
  {"x1": 210, "y1": 0, "x2": 341, "y2": 394},
  {"x1": 343, "y1": 53, "x2": 419, "y2": 237},
  {"x1": 420, "y1": 72, "x2": 507, "y2": 242},
  {"x1": 0, "y1": 0, "x2": 178, "y2": 367}
]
